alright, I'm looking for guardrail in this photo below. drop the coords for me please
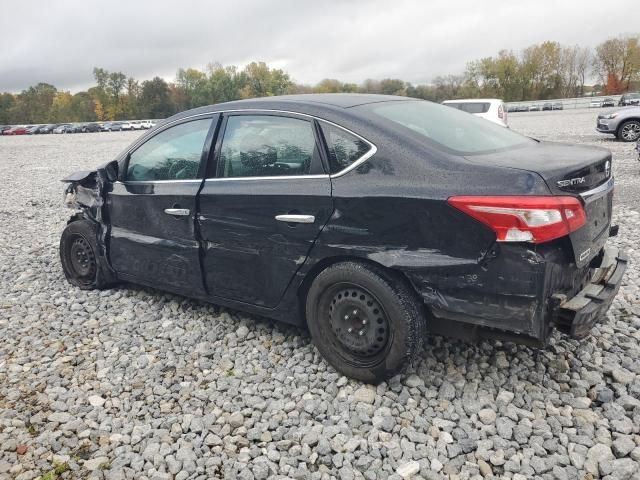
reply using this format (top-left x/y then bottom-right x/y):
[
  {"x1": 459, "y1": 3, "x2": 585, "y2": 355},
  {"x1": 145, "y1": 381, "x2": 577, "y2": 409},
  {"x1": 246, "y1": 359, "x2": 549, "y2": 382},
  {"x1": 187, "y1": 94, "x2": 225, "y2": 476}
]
[{"x1": 506, "y1": 95, "x2": 624, "y2": 110}]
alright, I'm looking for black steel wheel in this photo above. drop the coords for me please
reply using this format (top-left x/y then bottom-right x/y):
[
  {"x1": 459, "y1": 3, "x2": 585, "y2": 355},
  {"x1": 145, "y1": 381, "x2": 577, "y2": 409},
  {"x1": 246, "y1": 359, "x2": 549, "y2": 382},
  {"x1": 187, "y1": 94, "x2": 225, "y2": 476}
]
[
  {"x1": 60, "y1": 219, "x2": 113, "y2": 290},
  {"x1": 326, "y1": 283, "x2": 391, "y2": 361},
  {"x1": 69, "y1": 236, "x2": 96, "y2": 280},
  {"x1": 306, "y1": 261, "x2": 425, "y2": 383}
]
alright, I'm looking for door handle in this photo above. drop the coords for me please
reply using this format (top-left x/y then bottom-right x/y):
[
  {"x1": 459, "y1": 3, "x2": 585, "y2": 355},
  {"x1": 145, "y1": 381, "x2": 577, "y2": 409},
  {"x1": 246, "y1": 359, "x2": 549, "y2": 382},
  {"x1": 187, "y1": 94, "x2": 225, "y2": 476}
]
[
  {"x1": 275, "y1": 214, "x2": 315, "y2": 224},
  {"x1": 164, "y1": 208, "x2": 190, "y2": 216}
]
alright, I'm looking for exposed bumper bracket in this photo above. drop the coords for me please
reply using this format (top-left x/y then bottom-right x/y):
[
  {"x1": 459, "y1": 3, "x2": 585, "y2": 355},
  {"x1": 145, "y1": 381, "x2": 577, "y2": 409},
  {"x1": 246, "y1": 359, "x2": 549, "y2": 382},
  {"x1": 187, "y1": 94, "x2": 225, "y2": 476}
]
[{"x1": 552, "y1": 247, "x2": 627, "y2": 338}]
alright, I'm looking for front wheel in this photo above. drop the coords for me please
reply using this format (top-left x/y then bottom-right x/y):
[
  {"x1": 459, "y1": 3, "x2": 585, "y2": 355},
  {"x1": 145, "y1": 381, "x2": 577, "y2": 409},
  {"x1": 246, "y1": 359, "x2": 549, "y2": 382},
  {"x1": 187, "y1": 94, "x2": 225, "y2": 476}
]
[
  {"x1": 60, "y1": 220, "x2": 112, "y2": 290},
  {"x1": 618, "y1": 120, "x2": 640, "y2": 142},
  {"x1": 306, "y1": 261, "x2": 425, "y2": 383}
]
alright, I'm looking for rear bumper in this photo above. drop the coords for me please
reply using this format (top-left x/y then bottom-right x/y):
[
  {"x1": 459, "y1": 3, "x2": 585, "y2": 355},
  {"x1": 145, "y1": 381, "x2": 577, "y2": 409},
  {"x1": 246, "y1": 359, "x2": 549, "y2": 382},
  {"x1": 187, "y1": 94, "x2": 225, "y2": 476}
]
[{"x1": 552, "y1": 247, "x2": 627, "y2": 338}]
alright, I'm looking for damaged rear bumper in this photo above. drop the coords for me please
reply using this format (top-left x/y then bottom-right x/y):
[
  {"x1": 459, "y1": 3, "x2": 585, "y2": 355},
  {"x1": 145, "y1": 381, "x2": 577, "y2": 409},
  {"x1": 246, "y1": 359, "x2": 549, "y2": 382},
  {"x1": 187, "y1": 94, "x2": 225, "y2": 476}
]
[{"x1": 551, "y1": 247, "x2": 628, "y2": 338}]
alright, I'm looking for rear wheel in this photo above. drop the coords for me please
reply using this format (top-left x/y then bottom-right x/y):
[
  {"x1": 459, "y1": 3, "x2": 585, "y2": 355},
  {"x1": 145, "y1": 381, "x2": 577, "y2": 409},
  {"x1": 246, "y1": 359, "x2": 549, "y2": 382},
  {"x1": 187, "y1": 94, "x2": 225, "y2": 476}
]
[
  {"x1": 306, "y1": 261, "x2": 425, "y2": 383},
  {"x1": 60, "y1": 220, "x2": 112, "y2": 290},
  {"x1": 617, "y1": 120, "x2": 640, "y2": 142}
]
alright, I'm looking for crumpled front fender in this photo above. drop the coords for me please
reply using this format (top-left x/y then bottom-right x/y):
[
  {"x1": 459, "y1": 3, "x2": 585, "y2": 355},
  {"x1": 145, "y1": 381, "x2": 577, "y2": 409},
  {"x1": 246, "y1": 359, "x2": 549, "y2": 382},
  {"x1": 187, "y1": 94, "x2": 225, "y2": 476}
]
[{"x1": 62, "y1": 160, "x2": 118, "y2": 278}]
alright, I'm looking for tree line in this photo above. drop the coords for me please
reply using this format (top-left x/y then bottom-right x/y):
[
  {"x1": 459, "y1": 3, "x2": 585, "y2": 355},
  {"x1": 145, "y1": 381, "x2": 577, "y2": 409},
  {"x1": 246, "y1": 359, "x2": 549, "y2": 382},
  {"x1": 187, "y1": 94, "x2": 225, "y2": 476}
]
[{"x1": 1, "y1": 34, "x2": 638, "y2": 125}]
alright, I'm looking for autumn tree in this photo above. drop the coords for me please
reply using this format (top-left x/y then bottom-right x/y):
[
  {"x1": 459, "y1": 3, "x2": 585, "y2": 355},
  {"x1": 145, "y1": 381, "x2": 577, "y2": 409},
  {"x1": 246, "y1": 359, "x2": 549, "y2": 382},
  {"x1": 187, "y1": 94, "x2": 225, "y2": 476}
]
[{"x1": 594, "y1": 35, "x2": 640, "y2": 94}]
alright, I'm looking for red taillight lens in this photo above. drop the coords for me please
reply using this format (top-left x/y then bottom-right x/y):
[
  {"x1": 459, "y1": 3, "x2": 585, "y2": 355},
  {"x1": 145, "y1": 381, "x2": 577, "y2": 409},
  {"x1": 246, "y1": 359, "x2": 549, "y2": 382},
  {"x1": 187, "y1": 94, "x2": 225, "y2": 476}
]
[{"x1": 447, "y1": 196, "x2": 586, "y2": 244}]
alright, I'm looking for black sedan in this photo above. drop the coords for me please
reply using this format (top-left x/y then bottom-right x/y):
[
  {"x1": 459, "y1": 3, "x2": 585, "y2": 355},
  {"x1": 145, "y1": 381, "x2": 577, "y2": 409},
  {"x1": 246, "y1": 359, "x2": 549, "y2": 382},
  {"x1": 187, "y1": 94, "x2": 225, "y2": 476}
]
[
  {"x1": 80, "y1": 123, "x2": 102, "y2": 133},
  {"x1": 60, "y1": 94, "x2": 626, "y2": 383}
]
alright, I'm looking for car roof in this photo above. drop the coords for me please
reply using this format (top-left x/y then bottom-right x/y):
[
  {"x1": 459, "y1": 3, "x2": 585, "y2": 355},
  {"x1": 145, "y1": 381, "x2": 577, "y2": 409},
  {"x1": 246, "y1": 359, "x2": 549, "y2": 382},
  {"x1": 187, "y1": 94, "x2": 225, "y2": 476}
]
[
  {"x1": 227, "y1": 93, "x2": 414, "y2": 108},
  {"x1": 163, "y1": 93, "x2": 421, "y2": 126}
]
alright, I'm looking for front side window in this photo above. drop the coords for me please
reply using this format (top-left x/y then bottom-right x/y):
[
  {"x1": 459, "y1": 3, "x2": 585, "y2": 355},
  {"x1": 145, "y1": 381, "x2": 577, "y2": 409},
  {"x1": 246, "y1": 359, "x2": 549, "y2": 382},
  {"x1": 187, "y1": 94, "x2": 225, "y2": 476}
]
[
  {"x1": 218, "y1": 115, "x2": 319, "y2": 178},
  {"x1": 126, "y1": 118, "x2": 211, "y2": 181},
  {"x1": 320, "y1": 123, "x2": 371, "y2": 174}
]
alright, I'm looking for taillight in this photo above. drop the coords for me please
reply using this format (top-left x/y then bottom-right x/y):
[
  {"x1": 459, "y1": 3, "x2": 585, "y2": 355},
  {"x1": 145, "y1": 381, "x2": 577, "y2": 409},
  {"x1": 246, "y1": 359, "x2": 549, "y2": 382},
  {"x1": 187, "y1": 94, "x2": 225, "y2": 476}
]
[
  {"x1": 498, "y1": 104, "x2": 504, "y2": 119},
  {"x1": 447, "y1": 196, "x2": 586, "y2": 243}
]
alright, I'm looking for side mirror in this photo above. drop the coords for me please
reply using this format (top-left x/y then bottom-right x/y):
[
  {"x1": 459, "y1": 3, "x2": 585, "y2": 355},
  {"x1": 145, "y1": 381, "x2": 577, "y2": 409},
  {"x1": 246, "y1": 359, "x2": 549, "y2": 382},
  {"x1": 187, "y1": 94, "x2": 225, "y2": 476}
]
[{"x1": 94, "y1": 159, "x2": 119, "y2": 183}]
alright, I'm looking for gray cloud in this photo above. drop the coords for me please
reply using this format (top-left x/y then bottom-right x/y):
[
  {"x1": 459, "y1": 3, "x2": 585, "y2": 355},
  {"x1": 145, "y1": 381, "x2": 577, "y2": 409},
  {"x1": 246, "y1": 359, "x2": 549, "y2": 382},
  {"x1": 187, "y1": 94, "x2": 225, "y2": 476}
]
[{"x1": 0, "y1": 0, "x2": 637, "y2": 92}]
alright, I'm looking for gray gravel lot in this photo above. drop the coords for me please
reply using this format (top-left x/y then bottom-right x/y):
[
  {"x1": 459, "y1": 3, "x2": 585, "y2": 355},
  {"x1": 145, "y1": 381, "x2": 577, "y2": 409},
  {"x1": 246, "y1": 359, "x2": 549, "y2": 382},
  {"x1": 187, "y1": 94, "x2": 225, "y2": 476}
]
[{"x1": 0, "y1": 109, "x2": 639, "y2": 480}]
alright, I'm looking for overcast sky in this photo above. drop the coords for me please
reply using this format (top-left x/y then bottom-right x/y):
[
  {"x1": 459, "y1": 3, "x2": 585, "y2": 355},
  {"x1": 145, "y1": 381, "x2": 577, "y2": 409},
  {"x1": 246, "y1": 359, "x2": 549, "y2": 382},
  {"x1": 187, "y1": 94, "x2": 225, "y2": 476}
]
[{"x1": 1, "y1": 0, "x2": 638, "y2": 93}]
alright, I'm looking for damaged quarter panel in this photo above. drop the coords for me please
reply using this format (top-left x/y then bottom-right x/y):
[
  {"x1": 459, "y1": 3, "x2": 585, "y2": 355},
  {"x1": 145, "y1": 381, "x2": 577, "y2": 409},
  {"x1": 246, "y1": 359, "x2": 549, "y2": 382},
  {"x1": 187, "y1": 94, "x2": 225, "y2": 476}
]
[{"x1": 303, "y1": 117, "x2": 556, "y2": 338}]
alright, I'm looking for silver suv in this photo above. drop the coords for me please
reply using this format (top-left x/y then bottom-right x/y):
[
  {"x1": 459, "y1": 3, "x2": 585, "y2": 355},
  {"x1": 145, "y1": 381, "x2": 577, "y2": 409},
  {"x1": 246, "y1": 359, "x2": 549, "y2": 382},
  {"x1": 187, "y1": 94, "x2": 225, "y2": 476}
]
[{"x1": 596, "y1": 106, "x2": 640, "y2": 142}]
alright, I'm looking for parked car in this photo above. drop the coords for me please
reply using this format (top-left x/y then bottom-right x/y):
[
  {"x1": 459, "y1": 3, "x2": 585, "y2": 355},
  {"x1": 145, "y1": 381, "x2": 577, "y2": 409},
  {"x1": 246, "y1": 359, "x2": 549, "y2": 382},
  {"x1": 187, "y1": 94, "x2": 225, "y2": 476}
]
[
  {"x1": 618, "y1": 93, "x2": 640, "y2": 106},
  {"x1": 80, "y1": 123, "x2": 102, "y2": 133},
  {"x1": 542, "y1": 103, "x2": 553, "y2": 111},
  {"x1": 139, "y1": 120, "x2": 154, "y2": 129},
  {"x1": 129, "y1": 121, "x2": 143, "y2": 130},
  {"x1": 38, "y1": 124, "x2": 58, "y2": 134},
  {"x1": 516, "y1": 105, "x2": 528, "y2": 112},
  {"x1": 26, "y1": 125, "x2": 42, "y2": 134},
  {"x1": 120, "y1": 122, "x2": 133, "y2": 131},
  {"x1": 590, "y1": 99, "x2": 602, "y2": 108},
  {"x1": 596, "y1": 106, "x2": 640, "y2": 142},
  {"x1": 552, "y1": 102, "x2": 564, "y2": 110},
  {"x1": 528, "y1": 104, "x2": 541, "y2": 111},
  {"x1": 60, "y1": 94, "x2": 626, "y2": 383},
  {"x1": 441, "y1": 98, "x2": 507, "y2": 127},
  {"x1": 506, "y1": 105, "x2": 517, "y2": 113},
  {"x1": 103, "y1": 122, "x2": 123, "y2": 132},
  {"x1": 601, "y1": 98, "x2": 616, "y2": 108},
  {"x1": 0, "y1": 125, "x2": 10, "y2": 134},
  {"x1": 53, "y1": 124, "x2": 72, "y2": 134},
  {"x1": 4, "y1": 125, "x2": 29, "y2": 135}
]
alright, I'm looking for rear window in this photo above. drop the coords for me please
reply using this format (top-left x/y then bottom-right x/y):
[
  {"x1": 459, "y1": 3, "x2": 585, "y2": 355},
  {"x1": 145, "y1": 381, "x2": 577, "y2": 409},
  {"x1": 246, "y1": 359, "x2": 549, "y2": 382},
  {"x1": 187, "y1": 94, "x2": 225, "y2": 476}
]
[
  {"x1": 369, "y1": 100, "x2": 532, "y2": 155},
  {"x1": 444, "y1": 102, "x2": 490, "y2": 114}
]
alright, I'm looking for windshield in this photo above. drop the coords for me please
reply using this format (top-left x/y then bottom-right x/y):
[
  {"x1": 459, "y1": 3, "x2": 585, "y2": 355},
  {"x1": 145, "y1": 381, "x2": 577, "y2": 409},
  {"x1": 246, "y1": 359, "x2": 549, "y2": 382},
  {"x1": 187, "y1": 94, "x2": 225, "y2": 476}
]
[{"x1": 368, "y1": 100, "x2": 533, "y2": 155}]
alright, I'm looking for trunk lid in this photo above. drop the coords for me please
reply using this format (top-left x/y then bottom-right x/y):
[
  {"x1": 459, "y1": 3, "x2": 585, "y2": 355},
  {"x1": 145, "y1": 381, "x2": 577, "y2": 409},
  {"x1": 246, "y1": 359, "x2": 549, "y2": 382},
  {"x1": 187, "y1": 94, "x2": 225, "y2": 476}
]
[{"x1": 466, "y1": 142, "x2": 613, "y2": 267}]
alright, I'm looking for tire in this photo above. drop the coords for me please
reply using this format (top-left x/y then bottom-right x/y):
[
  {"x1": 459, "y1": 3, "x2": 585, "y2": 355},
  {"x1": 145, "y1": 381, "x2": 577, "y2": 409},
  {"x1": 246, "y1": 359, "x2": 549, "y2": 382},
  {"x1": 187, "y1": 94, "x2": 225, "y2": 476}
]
[
  {"x1": 60, "y1": 220, "x2": 112, "y2": 290},
  {"x1": 617, "y1": 120, "x2": 640, "y2": 142},
  {"x1": 305, "y1": 261, "x2": 425, "y2": 383}
]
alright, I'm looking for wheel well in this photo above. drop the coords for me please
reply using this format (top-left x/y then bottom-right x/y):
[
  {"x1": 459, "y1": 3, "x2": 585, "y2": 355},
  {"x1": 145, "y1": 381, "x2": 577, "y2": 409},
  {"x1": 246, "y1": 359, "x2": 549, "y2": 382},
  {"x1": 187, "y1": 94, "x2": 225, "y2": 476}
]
[
  {"x1": 617, "y1": 117, "x2": 640, "y2": 133},
  {"x1": 297, "y1": 255, "x2": 423, "y2": 326}
]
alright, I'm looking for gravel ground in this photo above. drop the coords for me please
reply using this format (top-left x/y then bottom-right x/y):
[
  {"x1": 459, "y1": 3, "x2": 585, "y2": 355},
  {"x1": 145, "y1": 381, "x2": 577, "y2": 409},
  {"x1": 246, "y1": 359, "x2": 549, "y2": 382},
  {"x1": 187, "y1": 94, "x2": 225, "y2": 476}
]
[{"x1": 0, "y1": 110, "x2": 639, "y2": 480}]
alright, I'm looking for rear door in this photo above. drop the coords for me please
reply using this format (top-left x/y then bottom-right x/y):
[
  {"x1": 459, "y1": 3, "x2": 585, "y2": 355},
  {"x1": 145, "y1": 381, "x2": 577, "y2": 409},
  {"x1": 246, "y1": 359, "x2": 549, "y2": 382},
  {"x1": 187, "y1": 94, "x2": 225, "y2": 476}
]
[
  {"x1": 197, "y1": 112, "x2": 333, "y2": 307},
  {"x1": 107, "y1": 115, "x2": 217, "y2": 295}
]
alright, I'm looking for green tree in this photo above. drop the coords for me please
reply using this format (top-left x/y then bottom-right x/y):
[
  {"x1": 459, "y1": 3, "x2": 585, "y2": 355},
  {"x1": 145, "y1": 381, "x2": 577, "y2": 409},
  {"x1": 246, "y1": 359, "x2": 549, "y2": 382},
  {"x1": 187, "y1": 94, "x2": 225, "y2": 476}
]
[
  {"x1": 175, "y1": 68, "x2": 209, "y2": 109},
  {"x1": 140, "y1": 77, "x2": 175, "y2": 118},
  {"x1": 379, "y1": 79, "x2": 406, "y2": 96},
  {"x1": 10, "y1": 83, "x2": 57, "y2": 123},
  {"x1": 0, "y1": 93, "x2": 15, "y2": 124}
]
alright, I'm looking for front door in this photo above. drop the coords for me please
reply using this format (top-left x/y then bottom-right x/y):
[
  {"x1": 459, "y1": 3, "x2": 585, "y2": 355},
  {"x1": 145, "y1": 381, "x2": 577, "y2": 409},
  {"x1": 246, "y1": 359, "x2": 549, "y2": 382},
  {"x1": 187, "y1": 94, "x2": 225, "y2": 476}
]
[
  {"x1": 197, "y1": 113, "x2": 333, "y2": 307},
  {"x1": 107, "y1": 116, "x2": 217, "y2": 295}
]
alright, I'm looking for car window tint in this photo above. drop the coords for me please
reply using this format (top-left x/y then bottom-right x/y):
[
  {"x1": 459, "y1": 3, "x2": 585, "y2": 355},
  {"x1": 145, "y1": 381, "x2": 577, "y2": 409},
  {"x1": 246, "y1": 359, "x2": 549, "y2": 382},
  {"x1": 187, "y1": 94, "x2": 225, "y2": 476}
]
[
  {"x1": 320, "y1": 123, "x2": 371, "y2": 174},
  {"x1": 218, "y1": 115, "x2": 318, "y2": 178},
  {"x1": 126, "y1": 119, "x2": 211, "y2": 181}
]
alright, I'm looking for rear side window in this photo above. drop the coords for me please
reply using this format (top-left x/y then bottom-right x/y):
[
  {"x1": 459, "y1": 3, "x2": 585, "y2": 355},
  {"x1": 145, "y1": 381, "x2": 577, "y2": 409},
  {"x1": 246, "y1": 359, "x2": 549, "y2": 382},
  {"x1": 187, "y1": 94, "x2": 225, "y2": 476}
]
[
  {"x1": 218, "y1": 115, "x2": 319, "y2": 178},
  {"x1": 126, "y1": 119, "x2": 211, "y2": 181},
  {"x1": 320, "y1": 123, "x2": 371, "y2": 174},
  {"x1": 444, "y1": 102, "x2": 490, "y2": 114}
]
